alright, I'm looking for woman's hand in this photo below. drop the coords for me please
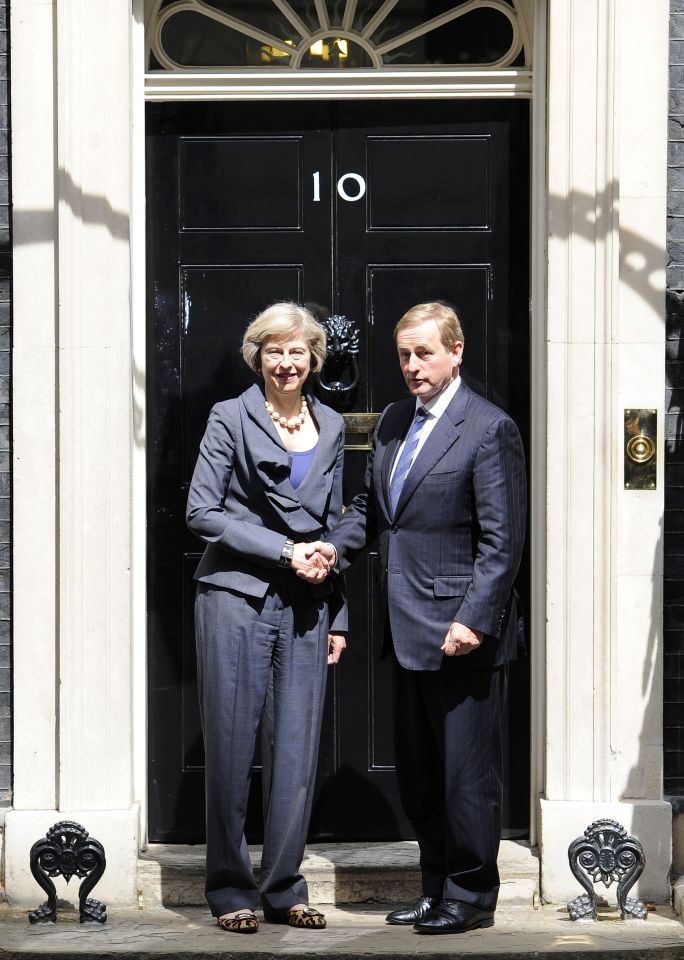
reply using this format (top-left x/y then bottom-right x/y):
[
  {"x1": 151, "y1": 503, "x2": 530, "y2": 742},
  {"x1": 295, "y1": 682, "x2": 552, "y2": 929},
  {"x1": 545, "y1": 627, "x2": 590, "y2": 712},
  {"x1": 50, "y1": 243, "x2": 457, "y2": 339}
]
[
  {"x1": 327, "y1": 634, "x2": 347, "y2": 664},
  {"x1": 294, "y1": 541, "x2": 336, "y2": 582},
  {"x1": 291, "y1": 542, "x2": 331, "y2": 581}
]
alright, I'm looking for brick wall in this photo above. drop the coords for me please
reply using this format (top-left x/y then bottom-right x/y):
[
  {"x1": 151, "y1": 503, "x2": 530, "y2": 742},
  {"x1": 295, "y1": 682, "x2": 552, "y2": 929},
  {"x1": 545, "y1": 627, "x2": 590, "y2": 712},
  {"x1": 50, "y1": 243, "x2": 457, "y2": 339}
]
[
  {"x1": 666, "y1": 1, "x2": 684, "y2": 801},
  {"x1": 0, "y1": 0, "x2": 11, "y2": 808}
]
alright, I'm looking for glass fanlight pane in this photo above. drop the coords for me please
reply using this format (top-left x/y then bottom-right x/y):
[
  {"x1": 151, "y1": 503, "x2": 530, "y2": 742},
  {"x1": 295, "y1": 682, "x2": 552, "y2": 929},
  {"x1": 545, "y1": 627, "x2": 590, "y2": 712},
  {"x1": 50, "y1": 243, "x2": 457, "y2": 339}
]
[
  {"x1": 189, "y1": 0, "x2": 310, "y2": 36},
  {"x1": 159, "y1": 9, "x2": 296, "y2": 68},
  {"x1": 381, "y1": 7, "x2": 516, "y2": 66},
  {"x1": 275, "y1": 0, "x2": 323, "y2": 33},
  {"x1": 300, "y1": 38, "x2": 373, "y2": 68},
  {"x1": 354, "y1": 0, "x2": 461, "y2": 35}
]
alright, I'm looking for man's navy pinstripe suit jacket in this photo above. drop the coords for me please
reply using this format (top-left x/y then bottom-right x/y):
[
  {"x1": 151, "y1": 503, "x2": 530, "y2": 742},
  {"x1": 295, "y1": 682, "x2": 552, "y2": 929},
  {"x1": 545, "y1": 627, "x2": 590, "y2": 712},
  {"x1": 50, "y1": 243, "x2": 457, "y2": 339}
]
[{"x1": 328, "y1": 380, "x2": 527, "y2": 672}]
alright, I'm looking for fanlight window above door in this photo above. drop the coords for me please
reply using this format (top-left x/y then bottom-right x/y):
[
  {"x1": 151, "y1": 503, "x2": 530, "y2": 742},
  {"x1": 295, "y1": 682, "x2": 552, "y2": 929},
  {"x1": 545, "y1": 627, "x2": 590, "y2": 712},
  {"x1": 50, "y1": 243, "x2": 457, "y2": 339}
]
[{"x1": 145, "y1": 1, "x2": 532, "y2": 71}]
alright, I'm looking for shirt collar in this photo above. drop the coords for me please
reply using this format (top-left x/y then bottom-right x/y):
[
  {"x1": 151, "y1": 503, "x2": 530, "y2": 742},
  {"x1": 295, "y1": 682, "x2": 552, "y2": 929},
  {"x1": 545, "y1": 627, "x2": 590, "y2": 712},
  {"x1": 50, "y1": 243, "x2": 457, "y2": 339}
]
[{"x1": 415, "y1": 374, "x2": 461, "y2": 420}]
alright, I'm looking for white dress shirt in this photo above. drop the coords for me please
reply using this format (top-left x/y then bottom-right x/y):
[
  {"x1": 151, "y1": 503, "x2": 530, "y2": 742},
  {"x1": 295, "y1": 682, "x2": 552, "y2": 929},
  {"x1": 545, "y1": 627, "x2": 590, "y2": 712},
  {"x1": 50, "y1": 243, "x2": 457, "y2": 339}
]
[{"x1": 389, "y1": 374, "x2": 462, "y2": 484}]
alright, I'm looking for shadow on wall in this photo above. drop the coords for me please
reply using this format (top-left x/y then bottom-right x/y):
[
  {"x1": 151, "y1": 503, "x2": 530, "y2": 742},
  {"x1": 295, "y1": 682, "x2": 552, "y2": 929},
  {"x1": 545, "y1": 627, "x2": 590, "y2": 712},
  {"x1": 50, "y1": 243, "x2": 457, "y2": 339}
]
[{"x1": 548, "y1": 185, "x2": 665, "y2": 317}]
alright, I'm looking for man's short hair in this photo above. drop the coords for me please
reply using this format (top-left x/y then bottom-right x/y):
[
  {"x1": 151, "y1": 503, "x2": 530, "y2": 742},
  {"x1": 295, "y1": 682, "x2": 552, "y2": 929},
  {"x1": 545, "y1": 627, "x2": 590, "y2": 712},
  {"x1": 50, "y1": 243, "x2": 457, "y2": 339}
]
[{"x1": 394, "y1": 301, "x2": 464, "y2": 350}]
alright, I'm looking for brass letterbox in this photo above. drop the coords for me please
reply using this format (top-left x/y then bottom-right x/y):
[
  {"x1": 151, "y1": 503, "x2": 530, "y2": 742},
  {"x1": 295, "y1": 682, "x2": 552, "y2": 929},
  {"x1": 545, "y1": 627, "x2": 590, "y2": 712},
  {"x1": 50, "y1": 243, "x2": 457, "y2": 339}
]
[{"x1": 343, "y1": 412, "x2": 380, "y2": 451}]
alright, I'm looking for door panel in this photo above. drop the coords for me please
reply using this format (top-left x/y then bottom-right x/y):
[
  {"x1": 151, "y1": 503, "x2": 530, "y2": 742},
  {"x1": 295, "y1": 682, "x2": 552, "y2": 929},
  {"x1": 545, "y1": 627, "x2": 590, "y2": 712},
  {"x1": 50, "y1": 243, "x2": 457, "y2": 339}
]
[
  {"x1": 366, "y1": 137, "x2": 490, "y2": 230},
  {"x1": 179, "y1": 138, "x2": 304, "y2": 231},
  {"x1": 180, "y1": 265, "x2": 303, "y2": 481},
  {"x1": 147, "y1": 99, "x2": 529, "y2": 843}
]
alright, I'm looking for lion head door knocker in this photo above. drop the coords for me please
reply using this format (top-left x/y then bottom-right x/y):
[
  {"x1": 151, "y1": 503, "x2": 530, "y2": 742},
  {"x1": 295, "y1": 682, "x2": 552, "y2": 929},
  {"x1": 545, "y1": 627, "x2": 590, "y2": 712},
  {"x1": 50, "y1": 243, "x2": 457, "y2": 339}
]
[
  {"x1": 315, "y1": 315, "x2": 360, "y2": 412},
  {"x1": 567, "y1": 819, "x2": 646, "y2": 921},
  {"x1": 28, "y1": 820, "x2": 107, "y2": 924}
]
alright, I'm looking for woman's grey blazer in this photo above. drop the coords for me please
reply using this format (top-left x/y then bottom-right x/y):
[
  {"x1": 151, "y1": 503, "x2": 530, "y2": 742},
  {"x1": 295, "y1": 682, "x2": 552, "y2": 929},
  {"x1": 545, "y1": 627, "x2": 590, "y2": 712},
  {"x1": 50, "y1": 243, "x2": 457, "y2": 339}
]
[{"x1": 187, "y1": 382, "x2": 347, "y2": 631}]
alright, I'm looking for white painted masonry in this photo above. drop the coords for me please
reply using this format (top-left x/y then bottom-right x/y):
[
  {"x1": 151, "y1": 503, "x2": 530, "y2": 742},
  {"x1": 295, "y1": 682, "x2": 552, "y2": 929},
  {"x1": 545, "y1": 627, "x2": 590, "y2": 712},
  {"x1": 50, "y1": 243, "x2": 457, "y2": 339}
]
[
  {"x1": 3, "y1": 0, "x2": 674, "y2": 906},
  {"x1": 11, "y1": 0, "x2": 57, "y2": 817},
  {"x1": 541, "y1": 0, "x2": 671, "y2": 901},
  {"x1": 6, "y1": 0, "x2": 139, "y2": 905}
]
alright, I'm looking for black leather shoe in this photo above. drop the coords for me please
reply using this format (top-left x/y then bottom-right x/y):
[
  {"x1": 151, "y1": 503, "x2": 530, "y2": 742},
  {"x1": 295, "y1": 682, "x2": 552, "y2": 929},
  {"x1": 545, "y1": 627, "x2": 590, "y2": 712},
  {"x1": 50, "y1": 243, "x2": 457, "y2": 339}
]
[
  {"x1": 414, "y1": 899, "x2": 495, "y2": 934},
  {"x1": 385, "y1": 896, "x2": 439, "y2": 925}
]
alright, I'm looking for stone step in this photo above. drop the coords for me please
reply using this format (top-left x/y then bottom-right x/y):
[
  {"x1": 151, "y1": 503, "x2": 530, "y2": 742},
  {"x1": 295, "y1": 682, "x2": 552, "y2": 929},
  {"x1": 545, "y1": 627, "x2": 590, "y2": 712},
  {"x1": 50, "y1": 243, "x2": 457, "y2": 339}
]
[{"x1": 137, "y1": 840, "x2": 539, "y2": 909}]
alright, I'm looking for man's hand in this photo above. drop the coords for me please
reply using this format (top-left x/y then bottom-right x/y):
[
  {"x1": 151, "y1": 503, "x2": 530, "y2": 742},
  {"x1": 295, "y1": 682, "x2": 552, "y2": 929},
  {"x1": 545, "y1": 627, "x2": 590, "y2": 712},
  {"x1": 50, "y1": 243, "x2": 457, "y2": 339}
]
[
  {"x1": 327, "y1": 633, "x2": 347, "y2": 664},
  {"x1": 291, "y1": 542, "x2": 330, "y2": 582},
  {"x1": 441, "y1": 621, "x2": 483, "y2": 656},
  {"x1": 294, "y1": 541, "x2": 337, "y2": 582},
  {"x1": 305, "y1": 541, "x2": 337, "y2": 565}
]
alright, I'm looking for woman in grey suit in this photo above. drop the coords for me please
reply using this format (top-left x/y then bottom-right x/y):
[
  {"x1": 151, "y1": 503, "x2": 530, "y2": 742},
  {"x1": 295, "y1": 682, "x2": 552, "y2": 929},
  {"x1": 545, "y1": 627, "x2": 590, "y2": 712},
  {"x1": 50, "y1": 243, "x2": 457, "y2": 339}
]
[{"x1": 187, "y1": 303, "x2": 346, "y2": 934}]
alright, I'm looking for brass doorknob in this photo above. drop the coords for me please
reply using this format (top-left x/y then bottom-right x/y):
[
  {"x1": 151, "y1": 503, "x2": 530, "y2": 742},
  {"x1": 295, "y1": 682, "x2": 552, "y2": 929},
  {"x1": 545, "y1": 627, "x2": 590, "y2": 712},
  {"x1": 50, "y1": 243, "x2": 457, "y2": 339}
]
[{"x1": 626, "y1": 433, "x2": 655, "y2": 464}]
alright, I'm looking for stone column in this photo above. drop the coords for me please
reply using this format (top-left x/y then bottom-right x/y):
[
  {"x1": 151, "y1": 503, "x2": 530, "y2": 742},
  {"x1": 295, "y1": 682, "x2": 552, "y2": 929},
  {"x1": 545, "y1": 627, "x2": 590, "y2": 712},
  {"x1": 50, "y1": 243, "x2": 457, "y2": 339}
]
[
  {"x1": 5, "y1": 0, "x2": 137, "y2": 904},
  {"x1": 541, "y1": 0, "x2": 671, "y2": 902}
]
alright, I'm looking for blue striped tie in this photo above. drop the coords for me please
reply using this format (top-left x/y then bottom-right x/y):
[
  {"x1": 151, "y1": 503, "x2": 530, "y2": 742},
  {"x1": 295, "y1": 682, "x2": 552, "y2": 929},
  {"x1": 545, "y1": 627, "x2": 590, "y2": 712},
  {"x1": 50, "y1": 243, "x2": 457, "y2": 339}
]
[{"x1": 389, "y1": 407, "x2": 429, "y2": 515}]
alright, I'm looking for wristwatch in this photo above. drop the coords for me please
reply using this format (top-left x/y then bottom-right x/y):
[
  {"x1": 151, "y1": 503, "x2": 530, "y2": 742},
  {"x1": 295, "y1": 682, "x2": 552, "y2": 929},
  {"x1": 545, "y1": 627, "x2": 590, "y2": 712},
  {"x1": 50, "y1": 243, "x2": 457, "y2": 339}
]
[{"x1": 278, "y1": 538, "x2": 295, "y2": 568}]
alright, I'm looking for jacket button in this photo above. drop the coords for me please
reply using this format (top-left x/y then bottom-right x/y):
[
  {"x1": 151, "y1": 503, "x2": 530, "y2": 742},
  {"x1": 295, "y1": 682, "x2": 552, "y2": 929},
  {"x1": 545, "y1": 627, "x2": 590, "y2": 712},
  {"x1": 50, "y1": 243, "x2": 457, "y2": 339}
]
[{"x1": 391, "y1": 524, "x2": 398, "y2": 533}]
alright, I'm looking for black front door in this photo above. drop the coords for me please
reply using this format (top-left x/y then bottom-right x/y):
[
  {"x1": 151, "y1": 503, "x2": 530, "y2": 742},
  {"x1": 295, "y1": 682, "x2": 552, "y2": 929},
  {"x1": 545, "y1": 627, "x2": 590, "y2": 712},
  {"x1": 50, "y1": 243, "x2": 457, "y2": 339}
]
[{"x1": 146, "y1": 99, "x2": 530, "y2": 844}]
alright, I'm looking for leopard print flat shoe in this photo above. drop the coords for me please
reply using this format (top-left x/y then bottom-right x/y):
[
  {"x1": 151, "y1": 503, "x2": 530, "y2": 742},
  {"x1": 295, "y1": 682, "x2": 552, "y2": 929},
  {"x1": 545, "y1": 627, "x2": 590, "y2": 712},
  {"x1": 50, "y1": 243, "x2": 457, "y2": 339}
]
[
  {"x1": 284, "y1": 906, "x2": 327, "y2": 928},
  {"x1": 217, "y1": 910, "x2": 259, "y2": 933}
]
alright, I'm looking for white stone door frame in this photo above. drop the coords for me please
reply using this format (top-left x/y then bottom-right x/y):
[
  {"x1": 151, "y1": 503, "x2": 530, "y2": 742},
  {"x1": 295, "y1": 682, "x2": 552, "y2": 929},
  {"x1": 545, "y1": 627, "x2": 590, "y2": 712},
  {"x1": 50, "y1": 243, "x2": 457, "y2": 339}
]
[
  {"x1": 8, "y1": 0, "x2": 140, "y2": 906},
  {"x1": 539, "y1": 0, "x2": 671, "y2": 902}
]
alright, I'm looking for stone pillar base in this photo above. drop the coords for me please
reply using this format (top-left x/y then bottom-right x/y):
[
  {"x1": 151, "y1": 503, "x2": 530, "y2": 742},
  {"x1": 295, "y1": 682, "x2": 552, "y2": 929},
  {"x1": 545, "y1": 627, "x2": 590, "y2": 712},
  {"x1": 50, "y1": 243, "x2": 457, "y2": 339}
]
[
  {"x1": 3, "y1": 805, "x2": 140, "y2": 906},
  {"x1": 539, "y1": 799, "x2": 672, "y2": 904}
]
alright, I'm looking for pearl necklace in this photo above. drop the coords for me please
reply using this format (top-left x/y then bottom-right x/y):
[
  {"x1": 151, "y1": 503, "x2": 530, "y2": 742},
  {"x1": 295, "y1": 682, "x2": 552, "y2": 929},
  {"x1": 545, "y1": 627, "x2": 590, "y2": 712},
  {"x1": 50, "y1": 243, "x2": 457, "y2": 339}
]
[{"x1": 265, "y1": 395, "x2": 308, "y2": 430}]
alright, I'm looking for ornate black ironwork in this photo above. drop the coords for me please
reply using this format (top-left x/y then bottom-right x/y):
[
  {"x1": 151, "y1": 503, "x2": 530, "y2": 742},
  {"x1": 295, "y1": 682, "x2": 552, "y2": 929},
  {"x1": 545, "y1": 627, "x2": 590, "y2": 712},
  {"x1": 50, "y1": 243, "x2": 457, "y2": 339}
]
[
  {"x1": 567, "y1": 819, "x2": 646, "y2": 921},
  {"x1": 315, "y1": 315, "x2": 360, "y2": 412},
  {"x1": 28, "y1": 820, "x2": 107, "y2": 924}
]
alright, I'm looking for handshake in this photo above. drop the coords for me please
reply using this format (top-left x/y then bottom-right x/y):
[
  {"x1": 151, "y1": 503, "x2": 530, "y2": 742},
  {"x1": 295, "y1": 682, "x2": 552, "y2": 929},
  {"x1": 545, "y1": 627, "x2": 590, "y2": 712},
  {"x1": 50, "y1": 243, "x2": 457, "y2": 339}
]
[{"x1": 291, "y1": 541, "x2": 337, "y2": 583}]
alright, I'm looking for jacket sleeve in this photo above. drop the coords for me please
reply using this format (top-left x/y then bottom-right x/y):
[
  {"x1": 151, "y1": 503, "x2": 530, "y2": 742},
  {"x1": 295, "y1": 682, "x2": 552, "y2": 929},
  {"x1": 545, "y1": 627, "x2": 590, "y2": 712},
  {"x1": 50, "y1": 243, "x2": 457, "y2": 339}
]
[
  {"x1": 186, "y1": 403, "x2": 288, "y2": 567},
  {"x1": 456, "y1": 415, "x2": 527, "y2": 637}
]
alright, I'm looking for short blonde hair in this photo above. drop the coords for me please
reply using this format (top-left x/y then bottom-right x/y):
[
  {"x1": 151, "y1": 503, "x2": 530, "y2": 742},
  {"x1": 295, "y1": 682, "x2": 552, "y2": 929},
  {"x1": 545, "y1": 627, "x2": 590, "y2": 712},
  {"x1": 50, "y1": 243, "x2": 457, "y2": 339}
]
[
  {"x1": 394, "y1": 301, "x2": 464, "y2": 350},
  {"x1": 241, "y1": 302, "x2": 327, "y2": 375}
]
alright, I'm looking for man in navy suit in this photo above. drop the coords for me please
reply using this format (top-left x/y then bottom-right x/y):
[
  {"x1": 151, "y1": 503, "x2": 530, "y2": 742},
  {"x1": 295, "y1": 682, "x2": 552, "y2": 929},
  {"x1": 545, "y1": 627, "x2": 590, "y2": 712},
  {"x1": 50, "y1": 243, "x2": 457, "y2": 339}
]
[{"x1": 305, "y1": 302, "x2": 526, "y2": 934}]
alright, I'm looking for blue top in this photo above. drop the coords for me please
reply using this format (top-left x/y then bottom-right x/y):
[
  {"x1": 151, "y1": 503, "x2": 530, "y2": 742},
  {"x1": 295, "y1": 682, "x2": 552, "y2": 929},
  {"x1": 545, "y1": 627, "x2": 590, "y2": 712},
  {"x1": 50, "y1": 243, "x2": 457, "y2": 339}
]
[{"x1": 289, "y1": 445, "x2": 318, "y2": 490}]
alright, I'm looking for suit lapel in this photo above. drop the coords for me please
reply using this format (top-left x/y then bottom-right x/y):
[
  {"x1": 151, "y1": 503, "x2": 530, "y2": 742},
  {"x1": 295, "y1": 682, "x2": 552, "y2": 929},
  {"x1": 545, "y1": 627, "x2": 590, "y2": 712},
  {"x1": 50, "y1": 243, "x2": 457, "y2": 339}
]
[
  {"x1": 393, "y1": 383, "x2": 470, "y2": 518},
  {"x1": 380, "y1": 401, "x2": 416, "y2": 516},
  {"x1": 240, "y1": 382, "x2": 292, "y2": 472}
]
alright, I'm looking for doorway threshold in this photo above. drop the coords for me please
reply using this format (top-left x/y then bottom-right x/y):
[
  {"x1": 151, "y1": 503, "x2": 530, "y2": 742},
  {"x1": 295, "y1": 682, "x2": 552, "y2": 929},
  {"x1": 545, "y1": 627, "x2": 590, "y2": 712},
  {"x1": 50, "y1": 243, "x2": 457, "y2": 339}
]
[{"x1": 138, "y1": 840, "x2": 539, "y2": 909}]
